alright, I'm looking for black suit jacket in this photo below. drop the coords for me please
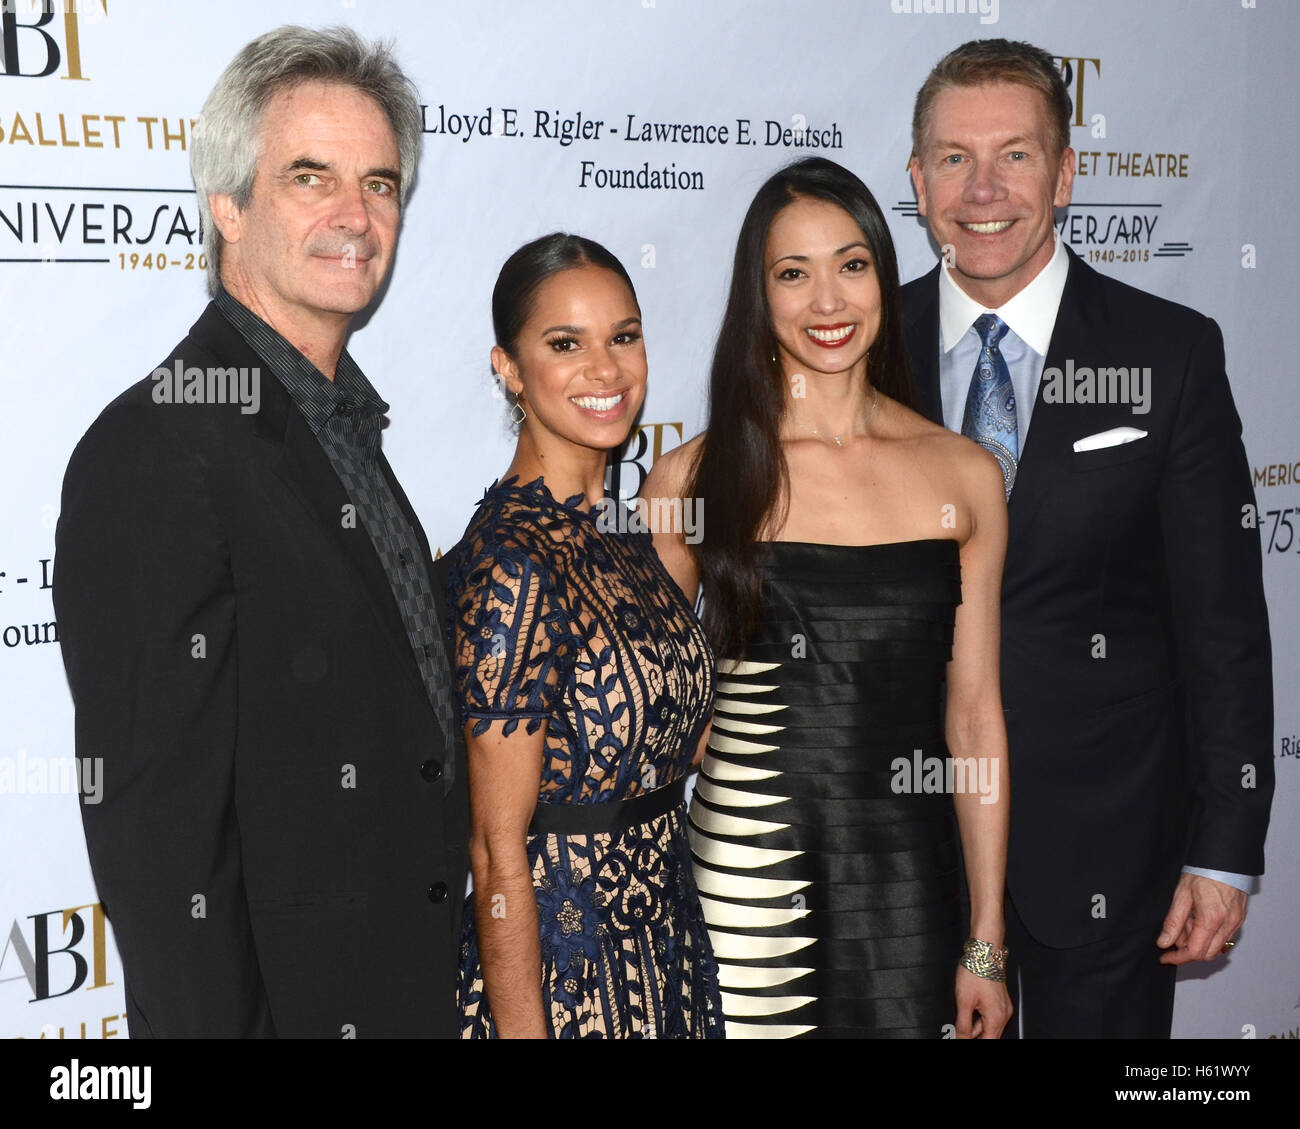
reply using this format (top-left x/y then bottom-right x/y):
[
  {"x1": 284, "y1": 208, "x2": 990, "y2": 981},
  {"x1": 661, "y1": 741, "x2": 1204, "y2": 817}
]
[
  {"x1": 902, "y1": 247, "x2": 1273, "y2": 947},
  {"x1": 54, "y1": 302, "x2": 469, "y2": 1036}
]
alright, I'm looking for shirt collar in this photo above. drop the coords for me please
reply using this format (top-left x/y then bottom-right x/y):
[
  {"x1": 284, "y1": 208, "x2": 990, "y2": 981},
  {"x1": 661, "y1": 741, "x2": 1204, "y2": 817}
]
[
  {"x1": 212, "y1": 287, "x2": 389, "y2": 434},
  {"x1": 938, "y1": 228, "x2": 1068, "y2": 356}
]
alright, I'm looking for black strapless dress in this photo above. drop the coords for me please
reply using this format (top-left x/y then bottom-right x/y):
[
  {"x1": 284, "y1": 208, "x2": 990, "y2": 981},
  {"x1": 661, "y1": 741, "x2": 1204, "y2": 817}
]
[{"x1": 687, "y1": 539, "x2": 964, "y2": 1038}]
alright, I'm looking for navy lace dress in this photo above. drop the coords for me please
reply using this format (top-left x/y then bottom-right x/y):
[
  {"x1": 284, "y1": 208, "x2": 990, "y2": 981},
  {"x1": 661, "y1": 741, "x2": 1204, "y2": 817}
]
[{"x1": 446, "y1": 475, "x2": 723, "y2": 1038}]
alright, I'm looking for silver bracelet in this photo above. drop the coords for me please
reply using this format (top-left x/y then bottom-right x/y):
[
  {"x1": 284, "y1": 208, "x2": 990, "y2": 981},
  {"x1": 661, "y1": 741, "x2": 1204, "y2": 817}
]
[{"x1": 960, "y1": 937, "x2": 1009, "y2": 982}]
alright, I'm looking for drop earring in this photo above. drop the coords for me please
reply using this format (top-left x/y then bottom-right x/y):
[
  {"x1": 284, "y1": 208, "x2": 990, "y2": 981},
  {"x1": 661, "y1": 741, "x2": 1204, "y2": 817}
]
[{"x1": 509, "y1": 390, "x2": 527, "y2": 425}]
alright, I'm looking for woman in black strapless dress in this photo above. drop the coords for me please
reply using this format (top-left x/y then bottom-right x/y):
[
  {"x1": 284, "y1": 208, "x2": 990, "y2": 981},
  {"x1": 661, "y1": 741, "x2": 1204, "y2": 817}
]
[{"x1": 643, "y1": 158, "x2": 1013, "y2": 1038}]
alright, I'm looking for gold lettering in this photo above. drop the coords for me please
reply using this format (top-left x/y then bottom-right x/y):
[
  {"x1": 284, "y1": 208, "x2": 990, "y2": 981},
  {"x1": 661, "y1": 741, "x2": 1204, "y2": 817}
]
[
  {"x1": 35, "y1": 113, "x2": 58, "y2": 147},
  {"x1": 62, "y1": 0, "x2": 109, "y2": 81},
  {"x1": 62, "y1": 903, "x2": 114, "y2": 990},
  {"x1": 636, "y1": 421, "x2": 684, "y2": 464},
  {"x1": 1059, "y1": 56, "x2": 1102, "y2": 127},
  {"x1": 8, "y1": 113, "x2": 33, "y2": 145},
  {"x1": 161, "y1": 117, "x2": 186, "y2": 150}
]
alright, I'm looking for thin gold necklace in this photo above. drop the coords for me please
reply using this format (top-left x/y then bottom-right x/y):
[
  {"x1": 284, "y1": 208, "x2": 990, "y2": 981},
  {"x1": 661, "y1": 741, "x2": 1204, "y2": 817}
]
[{"x1": 806, "y1": 387, "x2": 878, "y2": 449}]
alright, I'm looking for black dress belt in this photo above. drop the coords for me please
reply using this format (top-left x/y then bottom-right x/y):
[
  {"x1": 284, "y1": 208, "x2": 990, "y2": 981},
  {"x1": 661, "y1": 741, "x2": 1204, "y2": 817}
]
[{"x1": 528, "y1": 776, "x2": 687, "y2": 836}]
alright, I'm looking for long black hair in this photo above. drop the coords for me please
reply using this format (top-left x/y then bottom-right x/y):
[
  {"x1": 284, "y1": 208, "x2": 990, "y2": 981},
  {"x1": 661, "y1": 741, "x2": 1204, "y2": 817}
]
[{"x1": 687, "y1": 157, "x2": 914, "y2": 660}]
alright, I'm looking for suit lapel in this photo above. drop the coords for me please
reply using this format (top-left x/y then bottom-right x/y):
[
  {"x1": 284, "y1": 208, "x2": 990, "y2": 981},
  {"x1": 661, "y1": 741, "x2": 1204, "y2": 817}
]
[
  {"x1": 1004, "y1": 248, "x2": 1106, "y2": 541},
  {"x1": 903, "y1": 265, "x2": 944, "y2": 425},
  {"x1": 189, "y1": 304, "x2": 438, "y2": 719},
  {"x1": 903, "y1": 253, "x2": 1109, "y2": 552}
]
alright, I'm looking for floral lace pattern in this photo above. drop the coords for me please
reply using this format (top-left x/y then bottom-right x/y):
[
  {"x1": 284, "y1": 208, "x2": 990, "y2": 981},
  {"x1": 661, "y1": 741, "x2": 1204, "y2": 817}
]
[{"x1": 446, "y1": 476, "x2": 722, "y2": 1038}]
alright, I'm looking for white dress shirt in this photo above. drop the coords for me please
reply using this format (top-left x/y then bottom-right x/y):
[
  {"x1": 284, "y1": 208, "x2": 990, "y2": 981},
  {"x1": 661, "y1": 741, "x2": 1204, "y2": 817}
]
[{"x1": 937, "y1": 229, "x2": 1068, "y2": 448}]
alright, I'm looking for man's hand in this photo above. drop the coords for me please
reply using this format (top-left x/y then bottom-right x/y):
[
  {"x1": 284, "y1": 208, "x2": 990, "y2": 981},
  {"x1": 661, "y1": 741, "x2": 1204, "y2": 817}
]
[{"x1": 1157, "y1": 873, "x2": 1247, "y2": 965}]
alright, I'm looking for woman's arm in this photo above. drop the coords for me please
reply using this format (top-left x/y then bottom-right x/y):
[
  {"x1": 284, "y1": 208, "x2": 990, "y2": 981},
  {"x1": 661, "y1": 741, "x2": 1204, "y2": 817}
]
[
  {"x1": 639, "y1": 434, "x2": 704, "y2": 605},
  {"x1": 640, "y1": 435, "x2": 713, "y2": 769},
  {"x1": 944, "y1": 447, "x2": 1013, "y2": 1039},
  {"x1": 466, "y1": 718, "x2": 548, "y2": 1038},
  {"x1": 691, "y1": 719, "x2": 714, "y2": 768},
  {"x1": 452, "y1": 537, "x2": 575, "y2": 1040}
]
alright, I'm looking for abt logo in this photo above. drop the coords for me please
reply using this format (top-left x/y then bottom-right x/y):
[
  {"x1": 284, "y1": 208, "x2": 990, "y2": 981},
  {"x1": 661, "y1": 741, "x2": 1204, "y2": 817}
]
[
  {"x1": 1055, "y1": 54, "x2": 1101, "y2": 127},
  {"x1": 1, "y1": 0, "x2": 108, "y2": 80},
  {"x1": 0, "y1": 903, "x2": 114, "y2": 1000},
  {"x1": 607, "y1": 421, "x2": 684, "y2": 500}
]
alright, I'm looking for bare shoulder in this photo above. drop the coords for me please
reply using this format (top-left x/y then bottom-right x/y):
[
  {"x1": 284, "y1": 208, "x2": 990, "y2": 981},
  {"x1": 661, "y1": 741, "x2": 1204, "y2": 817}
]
[
  {"x1": 878, "y1": 393, "x2": 953, "y2": 448},
  {"x1": 937, "y1": 428, "x2": 1005, "y2": 508},
  {"x1": 887, "y1": 398, "x2": 996, "y2": 484},
  {"x1": 639, "y1": 432, "x2": 705, "y2": 502},
  {"x1": 877, "y1": 396, "x2": 1006, "y2": 537}
]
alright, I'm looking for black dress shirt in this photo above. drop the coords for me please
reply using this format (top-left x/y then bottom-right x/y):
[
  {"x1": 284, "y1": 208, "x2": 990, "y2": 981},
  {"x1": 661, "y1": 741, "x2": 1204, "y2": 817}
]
[{"x1": 213, "y1": 287, "x2": 456, "y2": 751}]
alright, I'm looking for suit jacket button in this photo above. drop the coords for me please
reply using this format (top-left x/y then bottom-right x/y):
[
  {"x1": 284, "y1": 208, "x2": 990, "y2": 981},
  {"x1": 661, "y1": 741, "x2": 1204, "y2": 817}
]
[
  {"x1": 420, "y1": 758, "x2": 443, "y2": 782},
  {"x1": 427, "y1": 882, "x2": 449, "y2": 904}
]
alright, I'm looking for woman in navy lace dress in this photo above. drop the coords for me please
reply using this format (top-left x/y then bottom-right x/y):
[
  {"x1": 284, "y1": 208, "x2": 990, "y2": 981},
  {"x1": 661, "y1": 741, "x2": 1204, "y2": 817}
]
[{"x1": 446, "y1": 234, "x2": 723, "y2": 1038}]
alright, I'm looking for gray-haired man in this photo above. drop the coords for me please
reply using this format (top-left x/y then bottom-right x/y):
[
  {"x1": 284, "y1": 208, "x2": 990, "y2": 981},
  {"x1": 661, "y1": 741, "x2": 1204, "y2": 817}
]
[{"x1": 54, "y1": 26, "x2": 467, "y2": 1037}]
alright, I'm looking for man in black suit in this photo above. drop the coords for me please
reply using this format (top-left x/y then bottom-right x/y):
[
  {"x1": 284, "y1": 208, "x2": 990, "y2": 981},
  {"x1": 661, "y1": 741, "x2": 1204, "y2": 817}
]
[
  {"x1": 54, "y1": 26, "x2": 467, "y2": 1037},
  {"x1": 901, "y1": 39, "x2": 1273, "y2": 1037}
]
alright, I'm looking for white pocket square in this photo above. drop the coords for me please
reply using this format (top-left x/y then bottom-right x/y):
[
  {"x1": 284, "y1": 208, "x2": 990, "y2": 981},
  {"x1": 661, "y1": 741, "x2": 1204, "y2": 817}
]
[{"x1": 1073, "y1": 427, "x2": 1148, "y2": 453}]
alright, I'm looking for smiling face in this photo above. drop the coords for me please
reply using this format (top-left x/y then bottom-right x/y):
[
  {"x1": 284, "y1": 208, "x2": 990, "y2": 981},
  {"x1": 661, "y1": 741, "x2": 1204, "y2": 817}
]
[
  {"x1": 911, "y1": 81, "x2": 1075, "y2": 308},
  {"x1": 765, "y1": 195, "x2": 882, "y2": 384},
  {"x1": 493, "y1": 264, "x2": 647, "y2": 454},
  {"x1": 211, "y1": 79, "x2": 402, "y2": 330}
]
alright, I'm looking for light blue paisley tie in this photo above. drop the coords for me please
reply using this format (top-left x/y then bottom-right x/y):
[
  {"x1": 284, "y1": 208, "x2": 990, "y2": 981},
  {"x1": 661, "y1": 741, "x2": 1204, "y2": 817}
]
[{"x1": 961, "y1": 313, "x2": 1018, "y2": 499}]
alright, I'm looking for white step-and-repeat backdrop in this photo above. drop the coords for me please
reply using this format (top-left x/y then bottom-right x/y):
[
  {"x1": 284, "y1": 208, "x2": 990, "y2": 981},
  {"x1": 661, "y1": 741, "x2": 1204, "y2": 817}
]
[{"x1": 2, "y1": 0, "x2": 1295, "y2": 1040}]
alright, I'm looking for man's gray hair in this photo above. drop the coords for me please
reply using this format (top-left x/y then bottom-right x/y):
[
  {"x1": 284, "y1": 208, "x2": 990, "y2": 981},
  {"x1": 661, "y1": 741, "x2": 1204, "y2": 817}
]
[{"x1": 190, "y1": 24, "x2": 423, "y2": 295}]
